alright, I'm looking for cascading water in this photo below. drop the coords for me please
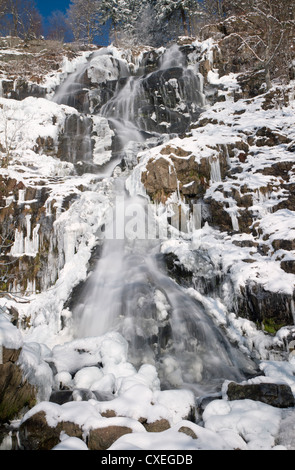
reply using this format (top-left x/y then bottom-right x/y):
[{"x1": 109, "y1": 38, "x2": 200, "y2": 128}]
[{"x1": 54, "y1": 43, "x2": 257, "y2": 397}]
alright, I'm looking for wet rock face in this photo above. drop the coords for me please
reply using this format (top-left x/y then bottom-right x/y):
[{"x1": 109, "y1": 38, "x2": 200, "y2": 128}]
[
  {"x1": 227, "y1": 382, "x2": 295, "y2": 408},
  {"x1": 238, "y1": 282, "x2": 295, "y2": 331},
  {"x1": 2, "y1": 79, "x2": 47, "y2": 101},
  {"x1": 57, "y1": 114, "x2": 94, "y2": 171},
  {"x1": 139, "y1": 67, "x2": 204, "y2": 134}
]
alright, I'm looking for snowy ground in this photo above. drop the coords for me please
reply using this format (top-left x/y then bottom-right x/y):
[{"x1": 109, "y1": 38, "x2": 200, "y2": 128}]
[{"x1": 0, "y1": 41, "x2": 295, "y2": 451}]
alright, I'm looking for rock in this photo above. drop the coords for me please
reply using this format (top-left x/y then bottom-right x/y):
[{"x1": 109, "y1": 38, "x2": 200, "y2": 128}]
[
  {"x1": 238, "y1": 281, "x2": 294, "y2": 330},
  {"x1": 2, "y1": 346, "x2": 21, "y2": 364},
  {"x1": 141, "y1": 144, "x2": 221, "y2": 203},
  {"x1": 280, "y1": 260, "x2": 295, "y2": 274},
  {"x1": 255, "y1": 127, "x2": 292, "y2": 147},
  {"x1": 178, "y1": 426, "x2": 198, "y2": 440},
  {"x1": 140, "y1": 418, "x2": 171, "y2": 433},
  {"x1": 226, "y1": 382, "x2": 295, "y2": 408},
  {"x1": 87, "y1": 425, "x2": 133, "y2": 450},
  {"x1": 0, "y1": 346, "x2": 36, "y2": 423},
  {"x1": 49, "y1": 390, "x2": 73, "y2": 405},
  {"x1": 272, "y1": 239, "x2": 295, "y2": 251},
  {"x1": 18, "y1": 410, "x2": 83, "y2": 450}
]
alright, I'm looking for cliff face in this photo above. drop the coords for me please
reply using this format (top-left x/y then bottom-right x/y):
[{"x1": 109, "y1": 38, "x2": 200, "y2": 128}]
[
  {"x1": 0, "y1": 32, "x2": 295, "y2": 434},
  {"x1": 0, "y1": 35, "x2": 294, "y2": 332}
]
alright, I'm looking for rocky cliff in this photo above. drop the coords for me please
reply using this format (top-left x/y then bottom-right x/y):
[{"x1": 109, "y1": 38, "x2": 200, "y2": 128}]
[{"x1": 0, "y1": 31, "x2": 295, "y2": 450}]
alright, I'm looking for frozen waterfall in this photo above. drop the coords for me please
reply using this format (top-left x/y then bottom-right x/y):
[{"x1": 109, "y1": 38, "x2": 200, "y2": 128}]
[{"x1": 54, "y1": 43, "x2": 257, "y2": 396}]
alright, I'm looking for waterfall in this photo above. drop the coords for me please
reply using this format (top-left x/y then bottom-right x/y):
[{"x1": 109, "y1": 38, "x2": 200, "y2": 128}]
[
  {"x1": 159, "y1": 44, "x2": 186, "y2": 69},
  {"x1": 74, "y1": 187, "x2": 255, "y2": 394},
  {"x1": 53, "y1": 43, "x2": 257, "y2": 397}
]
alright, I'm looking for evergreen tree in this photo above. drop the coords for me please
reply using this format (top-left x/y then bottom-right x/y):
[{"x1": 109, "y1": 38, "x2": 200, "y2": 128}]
[
  {"x1": 155, "y1": 0, "x2": 201, "y2": 37},
  {"x1": 98, "y1": 0, "x2": 128, "y2": 45},
  {"x1": 118, "y1": 0, "x2": 166, "y2": 46}
]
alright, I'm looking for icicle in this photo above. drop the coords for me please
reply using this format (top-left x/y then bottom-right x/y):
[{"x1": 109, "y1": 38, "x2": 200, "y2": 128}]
[
  {"x1": 192, "y1": 202, "x2": 202, "y2": 230},
  {"x1": 18, "y1": 189, "x2": 25, "y2": 205},
  {"x1": 10, "y1": 229, "x2": 24, "y2": 256},
  {"x1": 210, "y1": 156, "x2": 222, "y2": 183},
  {"x1": 228, "y1": 202, "x2": 239, "y2": 231}
]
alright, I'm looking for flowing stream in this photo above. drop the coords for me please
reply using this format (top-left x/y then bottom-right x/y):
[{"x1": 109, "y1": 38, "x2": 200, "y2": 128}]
[{"x1": 54, "y1": 44, "x2": 257, "y2": 396}]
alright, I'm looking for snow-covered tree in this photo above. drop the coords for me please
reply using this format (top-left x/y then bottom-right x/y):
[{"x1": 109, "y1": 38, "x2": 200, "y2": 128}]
[
  {"x1": 67, "y1": 0, "x2": 101, "y2": 44},
  {"x1": 97, "y1": 0, "x2": 128, "y2": 45},
  {"x1": 155, "y1": 0, "x2": 201, "y2": 37},
  {"x1": 128, "y1": 1, "x2": 167, "y2": 46},
  {"x1": 116, "y1": 0, "x2": 164, "y2": 46}
]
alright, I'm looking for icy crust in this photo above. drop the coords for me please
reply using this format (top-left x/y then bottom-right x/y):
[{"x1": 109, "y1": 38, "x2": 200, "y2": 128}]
[
  {"x1": 0, "y1": 91, "x2": 115, "y2": 328},
  {"x1": 42, "y1": 51, "x2": 93, "y2": 97}
]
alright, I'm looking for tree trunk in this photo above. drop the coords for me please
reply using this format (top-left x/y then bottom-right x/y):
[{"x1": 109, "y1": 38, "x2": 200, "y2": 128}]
[
  {"x1": 113, "y1": 24, "x2": 120, "y2": 47},
  {"x1": 265, "y1": 64, "x2": 272, "y2": 90},
  {"x1": 180, "y1": 8, "x2": 189, "y2": 36}
]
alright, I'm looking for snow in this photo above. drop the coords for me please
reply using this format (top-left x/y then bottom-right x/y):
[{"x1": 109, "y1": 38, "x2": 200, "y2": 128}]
[
  {"x1": 0, "y1": 313, "x2": 23, "y2": 349},
  {"x1": 1, "y1": 39, "x2": 295, "y2": 451},
  {"x1": 52, "y1": 434, "x2": 89, "y2": 450},
  {"x1": 202, "y1": 398, "x2": 282, "y2": 450}
]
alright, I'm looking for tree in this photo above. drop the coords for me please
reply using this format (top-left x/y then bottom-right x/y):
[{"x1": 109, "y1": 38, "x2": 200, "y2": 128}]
[
  {"x1": 155, "y1": 0, "x2": 201, "y2": 37},
  {"x1": 127, "y1": 1, "x2": 168, "y2": 46},
  {"x1": 3, "y1": 0, "x2": 43, "y2": 40},
  {"x1": 67, "y1": 0, "x2": 101, "y2": 44},
  {"x1": 201, "y1": 0, "x2": 227, "y2": 20},
  {"x1": 222, "y1": 0, "x2": 295, "y2": 88},
  {"x1": 47, "y1": 10, "x2": 72, "y2": 42},
  {"x1": 97, "y1": 0, "x2": 129, "y2": 46}
]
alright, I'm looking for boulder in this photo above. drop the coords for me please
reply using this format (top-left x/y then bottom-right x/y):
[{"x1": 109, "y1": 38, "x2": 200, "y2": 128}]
[
  {"x1": 140, "y1": 418, "x2": 171, "y2": 433},
  {"x1": 0, "y1": 346, "x2": 36, "y2": 423},
  {"x1": 141, "y1": 145, "x2": 213, "y2": 203},
  {"x1": 226, "y1": 382, "x2": 295, "y2": 408},
  {"x1": 18, "y1": 410, "x2": 83, "y2": 450},
  {"x1": 178, "y1": 426, "x2": 198, "y2": 440},
  {"x1": 87, "y1": 425, "x2": 133, "y2": 450},
  {"x1": 238, "y1": 281, "x2": 294, "y2": 331}
]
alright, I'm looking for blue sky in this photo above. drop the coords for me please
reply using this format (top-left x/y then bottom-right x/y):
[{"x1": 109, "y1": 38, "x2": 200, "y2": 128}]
[
  {"x1": 35, "y1": 0, "x2": 109, "y2": 45},
  {"x1": 35, "y1": 0, "x2": 70, "y2": 19}
]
